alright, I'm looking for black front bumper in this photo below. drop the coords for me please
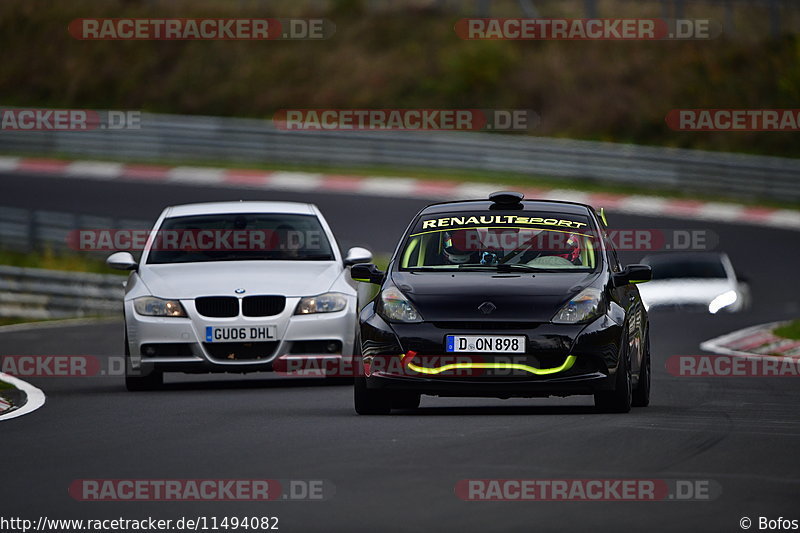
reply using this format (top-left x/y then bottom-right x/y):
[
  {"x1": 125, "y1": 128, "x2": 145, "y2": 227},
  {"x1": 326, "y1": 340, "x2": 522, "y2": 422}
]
[{"x1": 358, "y1": 303, "x2": 624, "y2": 398}]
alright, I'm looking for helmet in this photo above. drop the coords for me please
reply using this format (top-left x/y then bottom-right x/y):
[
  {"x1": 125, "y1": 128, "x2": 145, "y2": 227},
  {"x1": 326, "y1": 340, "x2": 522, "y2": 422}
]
[
  {"x1": 554, "y1": 233, "x2": 582, "y2": 263},
  {"x1": 443, "y1": 229, "x2": 481, "y2": 264}
]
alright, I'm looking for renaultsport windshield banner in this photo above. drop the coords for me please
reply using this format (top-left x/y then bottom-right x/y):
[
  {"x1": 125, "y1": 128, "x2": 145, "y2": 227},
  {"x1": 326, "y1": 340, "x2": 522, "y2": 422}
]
[{"x1": 413, "y1": 212, "x2": 591, "y2": 234}]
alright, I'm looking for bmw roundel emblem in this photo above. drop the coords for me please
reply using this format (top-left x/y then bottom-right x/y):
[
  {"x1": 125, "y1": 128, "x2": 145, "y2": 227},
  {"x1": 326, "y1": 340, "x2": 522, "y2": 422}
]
[{"x1": 234, "y1": 288, "x2": 246, "y2": 294}]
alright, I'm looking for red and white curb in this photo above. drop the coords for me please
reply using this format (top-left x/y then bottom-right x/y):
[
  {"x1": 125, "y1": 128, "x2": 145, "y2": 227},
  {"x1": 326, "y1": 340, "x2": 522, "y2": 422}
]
[
  {"x1": 2, "y1": 155, "x2": 799, "y2": 230},
  {"x1": 700, "y1": 321, "x2": 800, "y2": 360},
  {"x1": 0, "y1": 371, "x2": 45, "y2": 421}
]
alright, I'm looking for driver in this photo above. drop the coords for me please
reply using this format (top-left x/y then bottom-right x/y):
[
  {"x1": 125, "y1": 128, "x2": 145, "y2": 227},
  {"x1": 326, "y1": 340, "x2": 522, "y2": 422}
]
[{"x1": 442, "y1": 229, "x2": 482, "y2": 264}]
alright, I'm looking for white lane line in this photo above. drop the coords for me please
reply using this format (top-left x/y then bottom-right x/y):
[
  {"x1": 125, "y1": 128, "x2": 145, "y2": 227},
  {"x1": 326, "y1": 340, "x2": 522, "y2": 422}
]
[
  {"x1": 541, "y1": 189, "x2": 592, "y2": 204},
  {"x1": 695, "y1": 202, "x2": 745, "y2": 222},
  {"x1": 615, "y1": 195, "x2": 670, "y2": 215},
  {"x1": 0, "y1": 372, "x2": 46, "y2": 421},
  {"x1": 66, "y1": 161, "x2": 124, "y2": 179},
  {"x1": 267, "y1": 172, "x2": 324, "y2": 191},
  {"x1": 359, "y1": 177, "x2": 419, "y2": 197},
  {"x1": 167, "y1": 166, "x2": 226, "y2": 184},
  {"x1": 0, "y1": 156, "x2": 21, "y2": 171}
]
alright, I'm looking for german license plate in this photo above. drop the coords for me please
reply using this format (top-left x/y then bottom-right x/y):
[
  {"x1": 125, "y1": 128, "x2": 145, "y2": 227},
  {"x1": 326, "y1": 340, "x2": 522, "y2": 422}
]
[
  {"x1": 445, "y1": 335, "x2": 526, "y2": 353},
  {"x1": 205, "y1": 325, "x2": 276, "y2": 343}
]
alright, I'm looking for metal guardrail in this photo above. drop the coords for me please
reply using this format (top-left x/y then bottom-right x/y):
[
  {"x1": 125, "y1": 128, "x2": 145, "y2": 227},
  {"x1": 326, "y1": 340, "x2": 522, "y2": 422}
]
[
  {"x1": 0, "y1": 207, "x2": 142, "y2": 319},
  {"x1": 0, "y1": 265, "x2": 124, "y2": 319},
  {"x1": 1, "y1": 112, "x2": 799, "y2": 201},
  {"x1": 0, "y1": 206, "x2": 151, "y2": 254}
]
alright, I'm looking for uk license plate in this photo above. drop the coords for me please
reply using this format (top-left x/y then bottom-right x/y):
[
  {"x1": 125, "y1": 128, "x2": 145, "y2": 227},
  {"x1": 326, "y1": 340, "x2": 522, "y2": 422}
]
[
  {"x1": 205, "y1": 325, "x2": 276, "y2": 343},
  {"x1": 445, "y1": 335, "x2": 526, "y2": 353}
]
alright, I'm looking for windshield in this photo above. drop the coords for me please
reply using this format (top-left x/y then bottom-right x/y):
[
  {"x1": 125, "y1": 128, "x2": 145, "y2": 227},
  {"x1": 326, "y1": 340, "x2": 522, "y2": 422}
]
[
  {"x1": 398, "y1": 211, "x2": 598, "y2": 271},
  {"x1": 146, "y1": 213, "x2": 334, "y2": 264}
]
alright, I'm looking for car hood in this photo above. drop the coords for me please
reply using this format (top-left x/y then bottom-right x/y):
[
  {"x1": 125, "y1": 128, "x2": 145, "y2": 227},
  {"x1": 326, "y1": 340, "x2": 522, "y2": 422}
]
[
  {"x1": 637, "y1": 278, "x2": 735, "y2": 307},
  {"x1": 390, "y1": 271, "x2": 600, "y2": 322},
  {"x1": 139, "y1": 261, "x2": 341, "y2": 299}
]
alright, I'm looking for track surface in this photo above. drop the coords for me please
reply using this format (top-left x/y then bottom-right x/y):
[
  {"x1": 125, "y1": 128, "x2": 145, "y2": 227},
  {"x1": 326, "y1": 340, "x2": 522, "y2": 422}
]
[{"x1": 2, "y1": 172, "x2": 800, "y2": 532}]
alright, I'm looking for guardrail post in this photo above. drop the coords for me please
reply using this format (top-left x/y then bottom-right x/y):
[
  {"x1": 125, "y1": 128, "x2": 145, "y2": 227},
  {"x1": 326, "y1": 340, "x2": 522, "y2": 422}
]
[
  {"x1": 584, "y1": 0, "x2": 598, "y2": 19},
  {"x1": 517, "y1": 0, "x2": 540, "y2": 17},
  {"x1": 724, "y1": 0, "x2": 735, "y2": 36},
  {"x1": 768, "y1": 0, "x2": 781, "y2": 38},
  {"x1": 674, "y1": 0, "x2": 685, "y2": 20}
]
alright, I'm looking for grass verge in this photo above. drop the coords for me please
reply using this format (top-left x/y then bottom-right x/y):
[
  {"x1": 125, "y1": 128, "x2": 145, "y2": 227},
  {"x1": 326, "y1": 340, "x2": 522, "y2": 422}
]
[
  {"x1": 0, "y1": 248, "x2": 124, "y2": 275},
  {"x1": 774, "y1": 320, "x2": 800, "y2": 341}
]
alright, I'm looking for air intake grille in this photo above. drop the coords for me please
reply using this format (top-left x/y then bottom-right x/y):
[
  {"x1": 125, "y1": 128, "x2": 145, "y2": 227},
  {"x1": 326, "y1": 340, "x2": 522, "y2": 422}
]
[
  {"x1": 195, "y1": 296, "x2": 239, "y2": 318},
  {"x1": 242, "y1": 295, "x2": 286, "y2": 317}
]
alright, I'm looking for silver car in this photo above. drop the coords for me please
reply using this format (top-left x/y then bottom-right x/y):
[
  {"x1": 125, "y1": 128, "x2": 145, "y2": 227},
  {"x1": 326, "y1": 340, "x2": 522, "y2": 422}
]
[
  {"x1": 107, "y1": 201, "x2": 372, "y2": 390},
  {"x1": 637, "y1": 252, "x2": 748, "y2": 314}
]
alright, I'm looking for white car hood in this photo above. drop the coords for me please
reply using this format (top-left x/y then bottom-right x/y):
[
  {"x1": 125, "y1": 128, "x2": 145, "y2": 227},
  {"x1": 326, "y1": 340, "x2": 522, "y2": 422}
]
[
  {"x1": 637, "y1": 278, "x2": 734, "y2": 308},
  {"x1": 139, "y1": 261, "x2": 341, "y2": 299}
]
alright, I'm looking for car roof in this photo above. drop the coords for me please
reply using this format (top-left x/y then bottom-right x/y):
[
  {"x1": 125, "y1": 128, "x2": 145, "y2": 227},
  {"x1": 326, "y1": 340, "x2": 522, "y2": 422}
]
[
  {"x1": 164, "y1": 201, "x2": 317, "y2": 218},
  {"x1": 419, "y1": 198, "x2": 594, "y2": 216}
]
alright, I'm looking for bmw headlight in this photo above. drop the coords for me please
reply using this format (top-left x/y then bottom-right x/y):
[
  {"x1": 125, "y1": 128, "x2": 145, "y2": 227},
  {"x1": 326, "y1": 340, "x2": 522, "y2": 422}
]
[
  {"x1": 708, "y1": 290, "x2": 737, "y2": 314},
  {"x1": 379, "y1": 285, "x2": 422, "y2": 323},
  {"x1": 552, "y1": 287, "x2": 604, "y2": 324},
  {"x1": 133, "y1": 297, "x2": 187, "y2": 317},
  {"x1": 295, "y1": 292, "x2": 347, "y2": 314}
]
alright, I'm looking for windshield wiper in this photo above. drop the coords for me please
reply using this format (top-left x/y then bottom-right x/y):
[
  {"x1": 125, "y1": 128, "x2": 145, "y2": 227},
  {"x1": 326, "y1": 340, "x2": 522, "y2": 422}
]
[{"x1": 455, "y1": 263, "x2": 539, "y2": 272}]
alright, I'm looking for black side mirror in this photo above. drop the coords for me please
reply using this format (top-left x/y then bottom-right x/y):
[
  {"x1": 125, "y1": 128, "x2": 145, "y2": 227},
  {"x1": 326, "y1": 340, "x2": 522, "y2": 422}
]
[
  {"x1": 613, "y1": 264, "x2": 652, "y2": 287},
  {"x1": 350, "y1": 263, "x2": 385, "y2": 285}
]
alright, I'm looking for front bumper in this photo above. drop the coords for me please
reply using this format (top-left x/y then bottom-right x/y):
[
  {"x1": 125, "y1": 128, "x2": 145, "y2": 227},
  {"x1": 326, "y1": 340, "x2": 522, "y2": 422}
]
[
  {"x1": 124, "y1": 296, "x2": 356, "y2": 373},
  {"x1": 358, "y1": 304, "x2": 623, "y2": 397}
]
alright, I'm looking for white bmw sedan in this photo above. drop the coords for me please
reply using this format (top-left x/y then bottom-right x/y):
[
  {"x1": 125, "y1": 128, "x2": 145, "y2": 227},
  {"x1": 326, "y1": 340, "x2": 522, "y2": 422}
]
[{"x1": 107, "y1": 201, "x2": 372, "y2": 390}]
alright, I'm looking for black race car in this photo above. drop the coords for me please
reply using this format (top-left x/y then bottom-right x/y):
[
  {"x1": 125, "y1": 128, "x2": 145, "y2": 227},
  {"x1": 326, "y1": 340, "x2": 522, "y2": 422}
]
[{"x1": 350, "y1": 191, "x2": 652, "y2": 414}]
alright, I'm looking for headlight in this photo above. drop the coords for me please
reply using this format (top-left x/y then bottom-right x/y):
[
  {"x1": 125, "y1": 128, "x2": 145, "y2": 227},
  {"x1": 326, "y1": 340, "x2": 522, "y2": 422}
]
[
  {"x1": 133, "y1": 297, "x2": 187, "y2": 317},
  {"x1": 552, "y1": 287, "x2": 603, "y2": 324},
  {"x1": 379, "y1": 285, "x2": 422, "y2": 323},
  {"x1": 708, "y1": 290, "x2": 737, "y2": 314},
  {"x1": 295, "y1": 292, "x2": 347, "y2": 314}
]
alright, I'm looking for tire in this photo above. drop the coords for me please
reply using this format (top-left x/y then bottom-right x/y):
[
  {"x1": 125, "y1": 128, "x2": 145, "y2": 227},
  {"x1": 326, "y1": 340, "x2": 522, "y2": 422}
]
[
  {"x1": 354, "y1": 377, "x2": 391, "y2": 415},
  {"x1": 124, "y1": 333, "x2": 163, "y2": 391},
  {"x1": 595, "y1": 334, "x2": 632, "y2": 413},
  {"x1": 632, "y1": 329, "x2": 651, "y2": 408},
  {"x1": 391, "y1": 392, "x2": 421, "y2": 410}
]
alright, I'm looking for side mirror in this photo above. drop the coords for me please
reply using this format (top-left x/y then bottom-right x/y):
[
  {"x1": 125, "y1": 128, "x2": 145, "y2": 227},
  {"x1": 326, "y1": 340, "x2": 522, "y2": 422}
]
[
  {"x1": 344, "y1": 246, "x2": 373, "y2": 266},
  {"x1": 613, "y1": 264, "x2": 652, "y2": 287},
  {"x1": 350, "y1": 263, "x2": 385, "y2": 285},
  {"x1": 107, "y1": 251, "x2": 138, "y2": 271}
]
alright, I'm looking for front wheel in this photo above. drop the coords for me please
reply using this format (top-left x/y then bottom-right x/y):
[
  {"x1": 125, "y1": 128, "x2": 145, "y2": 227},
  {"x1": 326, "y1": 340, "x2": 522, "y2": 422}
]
[
  {"x1": 354, "y1": 377, "x2": 391, "y2": 415},
  {"x1": 595, "y1": 335, "x2": 632, "y2": 413}
]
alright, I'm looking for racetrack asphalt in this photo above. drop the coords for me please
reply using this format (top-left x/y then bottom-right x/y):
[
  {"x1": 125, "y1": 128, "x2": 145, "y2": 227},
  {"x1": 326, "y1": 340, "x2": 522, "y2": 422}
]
[{"x1": 1, "y1": 171, "x2": 799, "y2": 532}]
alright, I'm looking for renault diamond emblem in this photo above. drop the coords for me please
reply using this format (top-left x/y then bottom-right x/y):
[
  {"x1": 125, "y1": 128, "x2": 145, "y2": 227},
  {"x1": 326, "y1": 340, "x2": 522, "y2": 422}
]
[
  {"x1": 478, "y1": 301, "x2": 496, "y2": 315},
  {"x1": 234, "y1": 288, "x2": 246, "y2": 294}
]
